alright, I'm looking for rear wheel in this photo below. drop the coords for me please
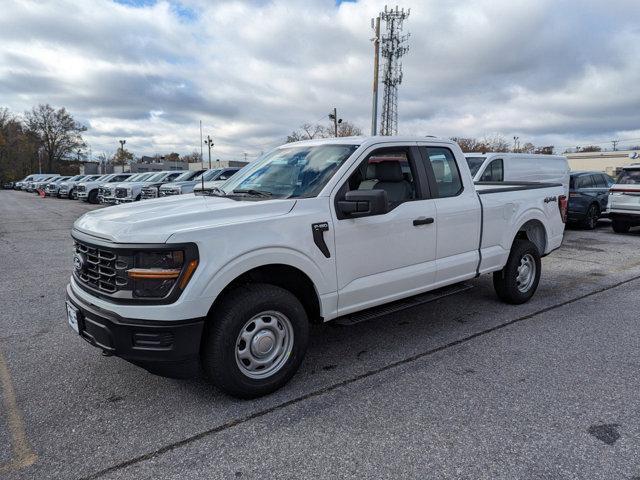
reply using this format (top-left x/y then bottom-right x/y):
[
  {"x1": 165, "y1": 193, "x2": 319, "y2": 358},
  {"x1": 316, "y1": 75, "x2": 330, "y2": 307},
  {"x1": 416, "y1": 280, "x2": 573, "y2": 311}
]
[
  {"x1": 612, "y1": 219, "x2": 630, "y2": 233},
  {"x1": 88, "y1": 190, "x2": 98, "y2": 204},
  {"x1": 493, "y1": 239, "x2": 541, "y2": 304},
  {"x1": 69, "y1": 188, "x2": 76, "y2": 199},
  {"x1": 201, "y1": 284, "x2": 309, "y2": 398},
  {"x1": 583, "y1": 204, "x2": 600, "y2": 230}
]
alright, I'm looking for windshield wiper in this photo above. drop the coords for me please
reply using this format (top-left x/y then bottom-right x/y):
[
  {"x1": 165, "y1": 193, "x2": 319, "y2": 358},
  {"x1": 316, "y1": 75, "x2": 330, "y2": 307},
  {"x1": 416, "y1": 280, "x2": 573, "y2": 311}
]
[
  {"x1": 199, "y1": 186, "x2": 226, "y2": 197},
  {"x1": 231, "y1": 188, "x2": 272, "y2": 198}
]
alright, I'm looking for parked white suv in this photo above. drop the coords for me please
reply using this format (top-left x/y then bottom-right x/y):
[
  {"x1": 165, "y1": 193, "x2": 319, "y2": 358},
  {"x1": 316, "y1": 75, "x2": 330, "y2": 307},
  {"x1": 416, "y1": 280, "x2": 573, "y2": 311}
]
[
  {"x1": 192, "y1": 168, "x2": 240, "y2": 195},
  {"x1": 66, "y1": 136, "x2": 567, "y2": 398},
  {"x1": 100, "y1": 173, "x2": 155, "y2": 205},
  {"x1": 606, "y1": 165, "x2": 640, "y2": 233}
]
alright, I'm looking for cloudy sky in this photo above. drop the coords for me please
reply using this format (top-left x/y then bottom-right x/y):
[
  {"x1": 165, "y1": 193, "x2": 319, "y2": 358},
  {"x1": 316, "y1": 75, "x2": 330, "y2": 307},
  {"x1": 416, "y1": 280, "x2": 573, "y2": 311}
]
[{"x1": 1, "y1": 0, "x2": 640, "y2": 161}]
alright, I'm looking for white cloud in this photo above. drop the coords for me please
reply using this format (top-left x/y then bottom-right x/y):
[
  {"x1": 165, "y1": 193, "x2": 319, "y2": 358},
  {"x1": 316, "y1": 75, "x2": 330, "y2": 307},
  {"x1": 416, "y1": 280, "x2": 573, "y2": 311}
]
[{"x1": 1, "y1": 0, "x2": 639, "y2": 160}]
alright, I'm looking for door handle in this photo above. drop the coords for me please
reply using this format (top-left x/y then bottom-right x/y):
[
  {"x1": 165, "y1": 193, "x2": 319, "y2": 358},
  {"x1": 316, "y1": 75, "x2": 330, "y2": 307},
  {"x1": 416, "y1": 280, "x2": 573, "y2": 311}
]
[{"x1": 413, "y1": 217, "x2": 434, "y2": 226}]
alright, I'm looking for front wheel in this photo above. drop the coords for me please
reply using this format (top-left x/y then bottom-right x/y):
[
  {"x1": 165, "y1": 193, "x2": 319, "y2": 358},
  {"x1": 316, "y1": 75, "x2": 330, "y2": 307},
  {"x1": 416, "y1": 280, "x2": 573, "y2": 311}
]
[
  {"x1": 201, "y1": 284, "x2": 309, "y2": 399},
  {"x1": 88, "y1": 190, "x2": 99, "y2": 204},
  {"x1": 493, "y1": 239, "x2": 541, "y2": 304}
]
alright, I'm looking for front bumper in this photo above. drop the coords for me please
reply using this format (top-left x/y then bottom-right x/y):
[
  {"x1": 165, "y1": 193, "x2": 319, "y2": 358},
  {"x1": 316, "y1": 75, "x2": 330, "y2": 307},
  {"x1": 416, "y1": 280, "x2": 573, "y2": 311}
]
[
  {"x1": 77, "y1": 192, "x2": 88, "y2": 200},
  {"x1": 115, "y1": 197, "x2": 135, "y2": 203},
  {"x1": 101, "y1": 197, "x2": 118, "y2": 205},
  {"x1": 66, "y1": 283, "x2": 205, "y2": 377}
]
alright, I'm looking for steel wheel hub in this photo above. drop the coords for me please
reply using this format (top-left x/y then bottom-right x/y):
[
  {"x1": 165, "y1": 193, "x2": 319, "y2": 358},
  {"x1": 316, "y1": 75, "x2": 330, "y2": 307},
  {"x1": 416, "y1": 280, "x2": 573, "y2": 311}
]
[
  {"x1": 235, "y1": 311, "x2": 294, "y2": 379},
  {"x1": 516, "y1": 253, "x2": 536, "y2": 293}
]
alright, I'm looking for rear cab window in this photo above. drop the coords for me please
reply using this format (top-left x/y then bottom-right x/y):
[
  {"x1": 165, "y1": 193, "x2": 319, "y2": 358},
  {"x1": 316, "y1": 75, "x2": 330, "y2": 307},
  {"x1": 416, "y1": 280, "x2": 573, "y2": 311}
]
[{"x1": 420, "y1": 147, "x2": 463, "y2": 198}]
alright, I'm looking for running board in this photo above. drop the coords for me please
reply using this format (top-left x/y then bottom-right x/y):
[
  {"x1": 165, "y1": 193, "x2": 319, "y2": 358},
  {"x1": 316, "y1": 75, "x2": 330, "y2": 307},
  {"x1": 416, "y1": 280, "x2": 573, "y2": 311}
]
[{"x1": 333, "y1": 283, "x2": 474, "y2": 326}]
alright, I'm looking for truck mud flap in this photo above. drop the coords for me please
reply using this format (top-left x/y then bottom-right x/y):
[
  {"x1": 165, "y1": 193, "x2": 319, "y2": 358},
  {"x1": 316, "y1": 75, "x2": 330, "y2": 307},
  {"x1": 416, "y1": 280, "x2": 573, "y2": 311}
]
[{"x1": 333, "y1": 283, "x2": 474, "y2": 326}]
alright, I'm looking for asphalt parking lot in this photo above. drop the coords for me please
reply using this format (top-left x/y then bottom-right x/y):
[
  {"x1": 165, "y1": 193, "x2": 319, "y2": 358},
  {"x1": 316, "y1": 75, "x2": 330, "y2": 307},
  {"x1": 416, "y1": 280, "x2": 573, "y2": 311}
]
[{"x1": 1, "y1": 190, "x2": 640, "y2": 480}]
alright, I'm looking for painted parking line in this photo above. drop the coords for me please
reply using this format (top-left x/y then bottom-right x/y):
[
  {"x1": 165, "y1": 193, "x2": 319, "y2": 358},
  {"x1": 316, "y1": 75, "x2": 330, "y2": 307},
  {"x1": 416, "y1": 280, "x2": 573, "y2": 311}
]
[{"x1": 0, "y1": 345, "x2": 36, "y2": 475}]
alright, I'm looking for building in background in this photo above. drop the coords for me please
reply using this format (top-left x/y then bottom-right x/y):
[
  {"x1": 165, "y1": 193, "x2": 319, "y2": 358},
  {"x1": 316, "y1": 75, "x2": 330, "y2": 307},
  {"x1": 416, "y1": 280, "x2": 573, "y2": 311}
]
[
  {"x1": 566, "y1": 150, "x2": 640, "y2": 177},
  {"x1": 192, "y1": 159, "x2": 248, "y2": 172}
]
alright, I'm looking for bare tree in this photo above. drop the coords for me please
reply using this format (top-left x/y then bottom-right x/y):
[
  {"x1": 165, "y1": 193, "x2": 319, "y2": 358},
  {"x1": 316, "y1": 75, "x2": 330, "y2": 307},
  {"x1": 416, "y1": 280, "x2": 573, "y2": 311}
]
[
  {"x1": 111, "y1": 147, "x2": 134, "y2": 168},
  {"x1": 520, "y1": 142, "x2": 535, "y2": 154},
  {"x1": 24, "y1": 104, "x2": 86, "y2": 172},
  {"x1": 450, "y1": 137, "x2": 482, "y2": 152},
  {"x1": 578, "y1": 145, "x2": 602, "y2": 152},
  {"x1": 182, "y1": 151, "x2": 202, "y2": 163},
  {"x1": 534, "y1": 146, "x2": 554, "y2": 155},
  {"x1": 286, "y1": 120, "x2": 363, "y2": 143}
]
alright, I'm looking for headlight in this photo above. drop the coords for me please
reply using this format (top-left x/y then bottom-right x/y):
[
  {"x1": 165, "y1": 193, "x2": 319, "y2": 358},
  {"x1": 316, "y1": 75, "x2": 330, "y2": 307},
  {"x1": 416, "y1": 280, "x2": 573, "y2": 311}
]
[{"x1": 127, "y1": 250, "x2": 198, "y2": 298}]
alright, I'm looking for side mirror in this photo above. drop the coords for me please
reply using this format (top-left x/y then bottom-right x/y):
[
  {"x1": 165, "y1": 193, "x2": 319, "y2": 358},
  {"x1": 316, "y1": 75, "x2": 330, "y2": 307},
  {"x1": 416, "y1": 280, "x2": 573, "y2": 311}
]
[{"x1": 338, "y1": 189, "x2": 388, "y2": 218}]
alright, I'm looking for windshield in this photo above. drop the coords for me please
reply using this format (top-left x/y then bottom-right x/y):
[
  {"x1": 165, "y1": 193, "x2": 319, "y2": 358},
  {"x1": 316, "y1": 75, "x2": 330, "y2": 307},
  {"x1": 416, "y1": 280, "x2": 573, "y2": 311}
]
[
  {"x1": 465, "y1": 156, "x2": 486, "y2": 177},
  {"x1": 221, "y1": 144, "x2": 358, "y2": 198},
  {"x1": 173, "y1": 171, "x2": 198, "y2": 182},
  {"x1": 617, "y1": 169, "x2": 640, "y2": 185},
  {"x1": 196, "y1": 169, "x2": 222, "y2": 182},
  {"x1": 146, "y1": 172, "x2": 168, "y2": 182}
]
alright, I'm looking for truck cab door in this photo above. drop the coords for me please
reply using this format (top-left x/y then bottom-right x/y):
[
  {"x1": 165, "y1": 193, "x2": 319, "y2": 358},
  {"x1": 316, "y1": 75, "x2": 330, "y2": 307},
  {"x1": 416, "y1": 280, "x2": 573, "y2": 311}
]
[
  {"x1": 331, "y1": 144, "x2": 437, "y2": 316},
  {"x1": 416, "y1": 145, "x2": 481, "y2": 285}
]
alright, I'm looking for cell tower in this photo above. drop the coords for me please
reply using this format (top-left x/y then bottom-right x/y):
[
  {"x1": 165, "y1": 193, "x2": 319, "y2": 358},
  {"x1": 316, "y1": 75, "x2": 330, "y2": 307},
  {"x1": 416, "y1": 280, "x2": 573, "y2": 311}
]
[{"x1": 379, "y1": 5, "x2": 410, "y2": 136}]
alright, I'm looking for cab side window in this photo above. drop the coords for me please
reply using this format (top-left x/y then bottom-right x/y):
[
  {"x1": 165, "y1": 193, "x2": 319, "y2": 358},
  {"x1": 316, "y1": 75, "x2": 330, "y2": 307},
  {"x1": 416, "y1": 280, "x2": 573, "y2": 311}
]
[
  {"x1": 479, "y1": 159, "x2": 504, "y2": 182},
  {"x1": 345, "y1": 149, "x2": 417, "y2": 209},
  {"x1": 420, "y1": 147, "x2": 463, "y2": 198}
]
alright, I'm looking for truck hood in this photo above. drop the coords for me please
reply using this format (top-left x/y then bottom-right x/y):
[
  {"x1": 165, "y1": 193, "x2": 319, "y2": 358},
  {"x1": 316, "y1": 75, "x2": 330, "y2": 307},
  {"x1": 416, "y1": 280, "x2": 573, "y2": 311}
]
[{"x1": 73, "y1": 194, "x2": 297, "y2": 243}]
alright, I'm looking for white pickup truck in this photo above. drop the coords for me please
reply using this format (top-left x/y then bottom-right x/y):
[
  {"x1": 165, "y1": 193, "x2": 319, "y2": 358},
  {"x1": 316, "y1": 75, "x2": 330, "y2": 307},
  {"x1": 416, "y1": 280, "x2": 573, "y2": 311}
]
[{"x1": 66, "y1": 136, "x2": 567, "y2": 398}]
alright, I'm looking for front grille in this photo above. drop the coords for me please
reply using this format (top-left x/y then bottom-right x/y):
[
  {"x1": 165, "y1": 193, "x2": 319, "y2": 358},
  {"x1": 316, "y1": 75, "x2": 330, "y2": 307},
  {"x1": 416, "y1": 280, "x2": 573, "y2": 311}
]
[
  {"x1": 74, "y1": 241, "x2": 129, "y2": 294},
  {"x1": 77, "y1": 185, "x2": 86, "y2": 193},
  {"x1": 141, "y1": 187, "x2": 158, "y2": 199},
  {"x1": 160, "y1": 190, "x2": 178, "y2": 197},
  {"x1": 102, "y1": 187, "x2": 113, "y2": 197},
  {"x1": 115, "y1": 187, "x2": 128, "y2": 198}
]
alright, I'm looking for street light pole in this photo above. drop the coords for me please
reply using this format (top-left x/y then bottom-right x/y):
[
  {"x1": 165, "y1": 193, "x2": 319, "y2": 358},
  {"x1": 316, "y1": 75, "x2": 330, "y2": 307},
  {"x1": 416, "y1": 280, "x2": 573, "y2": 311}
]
[
  {"x1": 204, "y1": 135, "x2": 214, "y2": 170},
  {"x1": 205, "y1": 136, "x2": 213, "y2": 170},
  {"x1": 119, "y1": 139, "x2": 126, "y2": 172},
  {"x1": 328, "y1": 108, "x2": 342, "y2": 137}
]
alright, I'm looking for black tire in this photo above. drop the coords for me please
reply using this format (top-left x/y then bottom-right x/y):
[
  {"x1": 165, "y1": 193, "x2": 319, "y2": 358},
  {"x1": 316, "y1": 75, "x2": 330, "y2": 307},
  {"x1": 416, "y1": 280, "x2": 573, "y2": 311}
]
[
  {"x1": 201, "y1": 283, "x2": 309, "y2": 399},
  {"x1": 69, "y1": 188, "x2": 76, "y2": 200},
  {"x1": 493, "y1": 239, "x2": 541, "y2": 305},
  {"x1": 612, "y1": 219, "x2": 630, "y2": 234},
  {"x1": 582, "y1": 204, "x2": 600, "y2": 230},
  {"x1": 88, "y1": 189, "x2": 99, "y2": 204}
]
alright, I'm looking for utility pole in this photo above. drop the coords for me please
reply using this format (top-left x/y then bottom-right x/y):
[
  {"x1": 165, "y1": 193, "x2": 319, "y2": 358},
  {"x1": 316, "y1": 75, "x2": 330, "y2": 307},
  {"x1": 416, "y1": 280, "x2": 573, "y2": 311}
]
[
  {"x1": 379, "y1": 5, "x2": 410, "y2": 136},
  {"x1": 243, "y1": 152, "x2": 248, "y2": 163},
  {"x1": 204, "y1": 135, "x2": 214, "y2": 169},
  {"x1": 119, "y1": 139, "x2": 126, "y2": 172},
  {"x1": 199, "y1": 120, "x2": 204, "y2": 169},
  {"x1": 328, "y1": 107, "x2": 342, "y2": 137},
  {"x1": 612, "y1": 139, "x2": 619, "y2": 151},
  {"x1": 370, "y1": 15, "x2": 381, "y2": 136},
  {"x1": 37, "y1": 147, "x2": 42, "y2": 174}
]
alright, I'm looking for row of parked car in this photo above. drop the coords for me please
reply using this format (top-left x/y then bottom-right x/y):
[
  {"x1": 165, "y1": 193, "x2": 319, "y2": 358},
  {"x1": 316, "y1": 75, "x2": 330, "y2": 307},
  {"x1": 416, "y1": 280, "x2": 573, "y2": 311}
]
[
  {"x1": 9, "y1": 167, "x2": 240, "y2": 204},
  {"x1": 6, "y1": 154, "x2": 640, "y2": 233}
]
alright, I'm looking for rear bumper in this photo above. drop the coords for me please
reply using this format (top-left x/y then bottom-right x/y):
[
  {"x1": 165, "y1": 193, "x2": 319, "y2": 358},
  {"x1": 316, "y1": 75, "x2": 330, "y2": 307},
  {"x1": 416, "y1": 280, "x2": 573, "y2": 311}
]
[{"x1": 66, "y1": 283, "x2": 205, "y2": 377}]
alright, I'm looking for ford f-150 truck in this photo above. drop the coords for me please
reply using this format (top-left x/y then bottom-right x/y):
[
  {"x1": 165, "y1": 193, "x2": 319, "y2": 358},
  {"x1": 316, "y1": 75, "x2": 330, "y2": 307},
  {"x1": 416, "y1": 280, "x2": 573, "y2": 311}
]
[{"x1": 65, "y1": 137, "x2": 567, "y2": 398}]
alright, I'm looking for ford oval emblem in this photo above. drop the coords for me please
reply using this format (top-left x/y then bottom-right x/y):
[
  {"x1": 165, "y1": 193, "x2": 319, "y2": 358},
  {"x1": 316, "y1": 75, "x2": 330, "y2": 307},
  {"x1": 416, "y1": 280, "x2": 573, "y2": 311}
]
[{"x1": 73, "y1": 253, "x2": 85, "y2": 272}]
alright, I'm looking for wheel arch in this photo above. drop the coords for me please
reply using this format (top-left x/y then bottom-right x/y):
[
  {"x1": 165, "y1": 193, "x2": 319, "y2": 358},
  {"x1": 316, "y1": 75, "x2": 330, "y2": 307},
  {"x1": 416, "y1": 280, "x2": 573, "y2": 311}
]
[
  {"x1": 512, "y1": 218, "x2": 548, "y2": 256},
  {"x1": 206, "y1": 263, "x2": 322, "y2": 323}
]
